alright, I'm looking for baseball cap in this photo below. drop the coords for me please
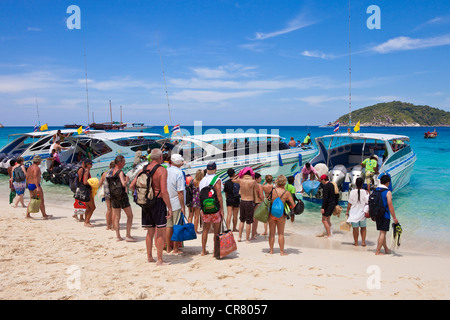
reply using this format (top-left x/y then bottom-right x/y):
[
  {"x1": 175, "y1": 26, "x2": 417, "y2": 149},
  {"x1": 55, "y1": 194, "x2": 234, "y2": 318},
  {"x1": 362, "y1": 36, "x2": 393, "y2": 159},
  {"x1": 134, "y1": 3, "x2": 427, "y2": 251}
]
[
  {"x1": 206, "y1": 161, "x2": 216, "y2": 170},
  {"x1": 320, "y1": 174, "x2": 329, "y2": 181},
  {"x1": 171, "y1": 154, "x2": 184, "y2": 165}
]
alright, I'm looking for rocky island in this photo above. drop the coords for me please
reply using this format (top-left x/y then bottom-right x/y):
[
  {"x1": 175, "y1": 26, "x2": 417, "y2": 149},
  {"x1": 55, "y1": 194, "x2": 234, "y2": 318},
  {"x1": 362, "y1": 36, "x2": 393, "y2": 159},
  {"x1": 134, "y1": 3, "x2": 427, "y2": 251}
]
[{"x1": 327, "y1": 101, "x2": 450, "y2": 127}]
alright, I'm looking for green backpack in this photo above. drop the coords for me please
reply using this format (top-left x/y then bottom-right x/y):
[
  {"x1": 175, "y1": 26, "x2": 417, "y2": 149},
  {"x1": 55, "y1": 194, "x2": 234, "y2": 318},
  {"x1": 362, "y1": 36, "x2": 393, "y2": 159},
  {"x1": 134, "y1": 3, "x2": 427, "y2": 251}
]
[{"x1": 199, "y1": 175, "x2": 220, "y2": 214}]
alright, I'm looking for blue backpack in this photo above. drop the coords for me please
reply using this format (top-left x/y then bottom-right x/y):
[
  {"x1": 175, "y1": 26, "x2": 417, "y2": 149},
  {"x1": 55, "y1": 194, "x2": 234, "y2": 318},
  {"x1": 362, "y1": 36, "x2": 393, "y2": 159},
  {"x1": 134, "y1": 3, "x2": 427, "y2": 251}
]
[{"x1": 271, "y1": 189, "x2": 287, "y2": 219}]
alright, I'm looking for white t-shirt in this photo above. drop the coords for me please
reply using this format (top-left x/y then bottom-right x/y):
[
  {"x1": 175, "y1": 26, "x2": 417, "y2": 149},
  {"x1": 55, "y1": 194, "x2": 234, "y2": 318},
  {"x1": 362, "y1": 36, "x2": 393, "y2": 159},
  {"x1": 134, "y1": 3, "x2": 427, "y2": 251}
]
[
  {"x1": 346, "y1": 189, "x2": 369, "y2": 223},
  {"x1": 199, "y1": 173, "x2": 223, "y2": 195},
  {"x1": 167, "y1": 165, "x2": 185, "y2": 211}
]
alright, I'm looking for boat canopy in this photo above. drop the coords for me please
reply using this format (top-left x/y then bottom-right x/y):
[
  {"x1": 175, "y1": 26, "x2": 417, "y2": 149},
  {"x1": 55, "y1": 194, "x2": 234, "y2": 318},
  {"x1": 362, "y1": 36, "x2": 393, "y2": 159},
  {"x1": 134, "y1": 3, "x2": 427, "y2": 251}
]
[{"x1": 317, "y1": 133, "x2": 410, "y2": 142}]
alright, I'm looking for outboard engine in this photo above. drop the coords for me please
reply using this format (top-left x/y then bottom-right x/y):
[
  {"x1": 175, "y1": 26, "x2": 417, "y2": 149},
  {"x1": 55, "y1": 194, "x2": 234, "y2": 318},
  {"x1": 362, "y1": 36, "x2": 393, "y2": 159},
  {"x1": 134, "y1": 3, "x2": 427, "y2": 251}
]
[
  {"x1": 349, "y1": 165, "x2": 365, "y2": 189},
  {"x1": 314, "y1": 163, "x2": 329, "y2": 178},
  {"x1": 330, "y1": 164, "x2": 347, "y2": 187}
]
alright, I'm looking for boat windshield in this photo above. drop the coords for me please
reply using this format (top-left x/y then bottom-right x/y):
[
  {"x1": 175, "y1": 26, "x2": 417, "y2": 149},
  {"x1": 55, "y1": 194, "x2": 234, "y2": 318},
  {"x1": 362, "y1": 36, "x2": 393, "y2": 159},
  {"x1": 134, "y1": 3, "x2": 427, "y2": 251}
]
[
  {"x1": 72, "y1": 138, "x2": 113, "y2": 160},
  {"x1": 172, "y1": 136, "x2": 289, "y2": 162},
  {"x1": 111, "y1": 136, "x2": 162, "y2": 151}
]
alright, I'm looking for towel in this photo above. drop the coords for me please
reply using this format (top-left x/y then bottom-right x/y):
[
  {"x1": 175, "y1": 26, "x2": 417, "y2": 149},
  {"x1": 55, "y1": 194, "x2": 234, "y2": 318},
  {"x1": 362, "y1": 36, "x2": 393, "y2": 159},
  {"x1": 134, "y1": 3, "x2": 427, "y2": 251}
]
[
  {"x1": 87, "y1": 178, "x2": 99, "y2": 197},
  {"x1": 238, "y1": 166, "x2": 255, "y2": 179}
]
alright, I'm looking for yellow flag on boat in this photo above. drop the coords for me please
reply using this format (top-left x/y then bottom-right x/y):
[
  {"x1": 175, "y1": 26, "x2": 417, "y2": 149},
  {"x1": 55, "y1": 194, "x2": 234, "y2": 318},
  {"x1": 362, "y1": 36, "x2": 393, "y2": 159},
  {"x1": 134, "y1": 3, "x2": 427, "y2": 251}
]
[
  {"x1": 40, "y1": 123, "x2": 48, "y2": 131},
  {"x1": 164, "y1": 125, "x2": 169, "y2": 134},
  {"x1": 354, "y1": 120, "x2": 360, "y2": 132},
  {"x1": 77, "y1": 126, "x2": 83, "y2": 135}
]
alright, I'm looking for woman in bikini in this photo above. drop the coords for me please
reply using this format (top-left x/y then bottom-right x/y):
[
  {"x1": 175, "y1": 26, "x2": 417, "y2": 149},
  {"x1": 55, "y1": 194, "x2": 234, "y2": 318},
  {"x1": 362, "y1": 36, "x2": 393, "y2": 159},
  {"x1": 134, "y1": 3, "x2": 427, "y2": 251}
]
[{"x1": 262, "y1": 175, "x2": 295, "y2": 256}]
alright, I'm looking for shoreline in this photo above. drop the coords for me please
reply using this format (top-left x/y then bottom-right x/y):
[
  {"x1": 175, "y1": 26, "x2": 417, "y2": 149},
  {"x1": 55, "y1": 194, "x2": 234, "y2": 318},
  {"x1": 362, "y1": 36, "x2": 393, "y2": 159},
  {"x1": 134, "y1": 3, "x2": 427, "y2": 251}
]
[{"x1": 1, "y1": 181, "x2": 449, "y2": 300}]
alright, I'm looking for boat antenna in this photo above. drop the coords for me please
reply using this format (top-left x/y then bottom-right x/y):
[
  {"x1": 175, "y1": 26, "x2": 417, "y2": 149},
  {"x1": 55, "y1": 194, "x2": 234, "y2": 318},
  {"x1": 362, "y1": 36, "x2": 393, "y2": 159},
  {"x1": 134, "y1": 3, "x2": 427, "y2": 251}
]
[
  {"x1": 83, "y1": 34, "x2": 90, "y2": 126},
  {"x1": 35, "y1": 95, "x2": 41, "y2": 127},
  {"x1": 156, "y1": 31, "x2": 172, "y2": 128},
  {"x1": 348, "y1": 0, "x2": 352, "y2": 133}
]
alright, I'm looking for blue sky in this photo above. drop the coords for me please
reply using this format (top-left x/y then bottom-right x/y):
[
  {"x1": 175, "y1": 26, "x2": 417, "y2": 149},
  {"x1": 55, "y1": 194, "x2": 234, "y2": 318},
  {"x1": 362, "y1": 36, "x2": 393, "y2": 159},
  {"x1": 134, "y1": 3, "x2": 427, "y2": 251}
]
[{"x1": 1, "y1": 0, "x2": 449, "y2": 126}]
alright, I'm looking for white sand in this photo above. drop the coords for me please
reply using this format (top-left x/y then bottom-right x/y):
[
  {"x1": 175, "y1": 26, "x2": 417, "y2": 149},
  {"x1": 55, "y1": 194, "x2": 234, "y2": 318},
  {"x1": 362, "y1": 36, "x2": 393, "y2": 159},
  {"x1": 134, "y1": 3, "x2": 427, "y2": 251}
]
[{"x1": 0, "y1": 191, "x2": 449, "y2": 300}]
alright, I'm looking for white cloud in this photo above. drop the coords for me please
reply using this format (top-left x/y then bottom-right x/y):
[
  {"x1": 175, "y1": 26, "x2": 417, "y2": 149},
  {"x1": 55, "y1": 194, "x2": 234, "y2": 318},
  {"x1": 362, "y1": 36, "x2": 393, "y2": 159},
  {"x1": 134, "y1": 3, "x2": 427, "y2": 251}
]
[
  {"x1": 301, "y1": 50, "x2": 337, "y2": 60},
  {"x1": 171, "y1": 89, "x2": 265, "y2": 103},
  {"x1": 191, "y1": 63, "x2": 257, "y2": 79},
  {"x1": 253, "y1": 13, "x2": 316, "y2": 40},
  {"x1": 372, "y1": 34, "x2": 450, "y2": 53}
]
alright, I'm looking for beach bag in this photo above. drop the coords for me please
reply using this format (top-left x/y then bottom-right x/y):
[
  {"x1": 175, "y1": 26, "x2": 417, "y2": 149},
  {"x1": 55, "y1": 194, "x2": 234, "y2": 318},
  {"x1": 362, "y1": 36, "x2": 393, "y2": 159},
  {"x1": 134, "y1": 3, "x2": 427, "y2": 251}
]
[
  {"x1": 199, "y1": 175, "x2": 220, "y2": 214},
  {"x1": 293, "y1": 199, "x2": 304, "y2": 215},
  {"x1": 214, "y1": 220, "x2": 237, "y2": 259},
  {"x1": 368, "y1": 188, "x2": 388, "y2": 220},
  {"x1": 340, "y1": 221, "x2": 351, "y2": 232},
  {"x1": 171, "y1": 212, "x2": 197, "y2": 242},
  {"x1": 135, "y1": 164, "x2": 161, "y2": 209},
  {"x1": 74, "y1": 182, "x2": 91, "y2": 203},
  {"x1": 13, "y1": 166, "x2": 26, "y2": 182},
  {"x1": 254, "y1": 198, "x2": 271, "y2": 223},
  {"x1": 333, "y1": 205, "x2": 342, "y2": 217},
  {"x1": 29, "y1": 196, "x2": 41, "y2": 213}
]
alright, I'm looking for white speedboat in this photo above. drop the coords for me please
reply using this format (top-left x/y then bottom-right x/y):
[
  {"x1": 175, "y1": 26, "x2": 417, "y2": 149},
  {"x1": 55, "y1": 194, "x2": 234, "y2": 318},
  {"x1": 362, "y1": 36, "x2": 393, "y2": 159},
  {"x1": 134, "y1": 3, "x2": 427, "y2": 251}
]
[
  {"x1": 169, "y1": 133, "x2": 317, "y2": 183},
  {"x1": 61, "y1": 131, "x2": 167, "y2": 180},
  {"x1": 0, "y1": 129, "x2": 98, "y2": 174},
  {"x1": 298, "y1": 132, "x2": 417, "y2": 203}
]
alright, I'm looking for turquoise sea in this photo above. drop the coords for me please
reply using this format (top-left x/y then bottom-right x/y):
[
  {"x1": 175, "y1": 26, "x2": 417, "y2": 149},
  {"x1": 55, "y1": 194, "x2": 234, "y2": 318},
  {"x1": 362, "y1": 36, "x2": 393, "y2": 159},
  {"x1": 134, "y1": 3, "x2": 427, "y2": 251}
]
[{"x1": 1, "y1": 125, "x2": 449, "y2": 256}]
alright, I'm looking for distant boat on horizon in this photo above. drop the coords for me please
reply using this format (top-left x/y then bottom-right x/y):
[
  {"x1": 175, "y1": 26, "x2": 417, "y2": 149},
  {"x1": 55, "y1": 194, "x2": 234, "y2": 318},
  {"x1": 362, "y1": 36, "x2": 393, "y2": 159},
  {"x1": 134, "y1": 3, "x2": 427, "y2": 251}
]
[
  {"x1": 64, "y1": 123, "x2": 82, "y2": 129},
  {"x1": 89, "y1": 121, "x2": 127, "y2": 131},
  {"x1": 120, "y1": 122, "x2": 152, "y2": 131}
]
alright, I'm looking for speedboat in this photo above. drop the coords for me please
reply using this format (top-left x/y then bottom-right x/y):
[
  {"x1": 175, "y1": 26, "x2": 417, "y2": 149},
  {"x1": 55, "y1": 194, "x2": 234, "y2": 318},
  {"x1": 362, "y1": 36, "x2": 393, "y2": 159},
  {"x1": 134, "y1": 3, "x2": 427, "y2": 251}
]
[
  {"x1": 298, "y1": 133, "x2": 417, "y2": 203},
  {"x1": 424, "y1": 130, "x2": 437, "y2": 139},
  {"x1": 167, "y1": 133, "x2": 317, "y2": 183},
  {"x1": 0, "y1": 129, "x2": 98, "y2": 174},
  {"x1": 45, "y1": 131, "x2": 168, "y2": 184}
]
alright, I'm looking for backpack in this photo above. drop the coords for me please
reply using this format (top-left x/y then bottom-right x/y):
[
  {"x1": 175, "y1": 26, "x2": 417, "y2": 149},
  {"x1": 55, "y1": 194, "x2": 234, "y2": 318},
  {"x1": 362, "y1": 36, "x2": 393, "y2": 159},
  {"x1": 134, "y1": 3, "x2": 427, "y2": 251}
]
[
  {"x1": 69, "y1": 170, "x2": 78, "y2": 193},
  {"x1": 107, "y1": 170, "x2": 124, "y2": 199},
  {"x1": 69, "y1": 167, "x2": 83, "y2": 193},
  {"x1": 368, "y1": 188, "x2": 389, "y2": 220},
  {"x1": 185, "y1": 179, "x2": 194, "y2": 207},
  {"x1": 135, "y1": 164, "x2": 161, "y2": 208},
  {"x1": 199, "y1": 175, "x2": 220, "y2": 214},
  {"x1": 13, "y1": 166, "x2": 26, "y2": 182},
  {"x1": 271, "y1": 189, "x2": 287, "y2": 219}
]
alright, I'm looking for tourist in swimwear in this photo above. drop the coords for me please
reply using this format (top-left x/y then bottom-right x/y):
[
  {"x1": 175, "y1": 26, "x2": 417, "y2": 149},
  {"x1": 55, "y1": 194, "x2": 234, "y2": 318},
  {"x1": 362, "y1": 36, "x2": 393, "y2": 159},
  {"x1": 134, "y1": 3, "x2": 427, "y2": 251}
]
[
  {"x1": 109, "y1": 155, "x2": 136, "y2": 242},
  {"x1": 78, "y1": 158, "x2": 96, "y2": 227},
  {"x1": 232, "y1": 167, "x2": 258, "y2": 242},
  {"x1": 98, "y1": 161, "x2": 115, "y2": 230},
  {"x1": 130, "y1": 148, "x2": 173, "y2": 266},
  {"x1": 252, "y1": 172, "x2": 264, "y2": 239},
  {"x1": 25, "y1": 155, "x2": 52, "y2": 219},
  {"x1": 12, "y1": 157, "x2": 26, "y2": 208},
  {"x1": 262, "y1": 175, "x2": 294, "y2": 255},
  {"x1": 224, "y1": 168, "x2": 240, "y2": 232}
]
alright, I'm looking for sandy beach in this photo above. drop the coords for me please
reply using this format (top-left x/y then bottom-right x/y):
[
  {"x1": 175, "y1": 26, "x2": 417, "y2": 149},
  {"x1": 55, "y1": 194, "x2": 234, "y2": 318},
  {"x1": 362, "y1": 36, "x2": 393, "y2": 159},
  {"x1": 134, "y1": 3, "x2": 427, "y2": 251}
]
[{"x1": 0, "y1": 188, "x2": 449, "y2": 301}]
